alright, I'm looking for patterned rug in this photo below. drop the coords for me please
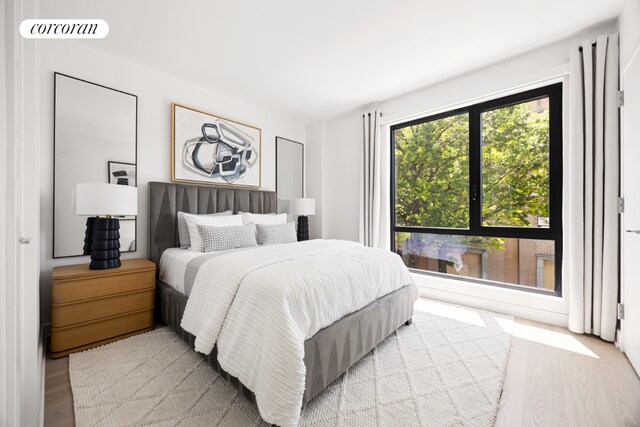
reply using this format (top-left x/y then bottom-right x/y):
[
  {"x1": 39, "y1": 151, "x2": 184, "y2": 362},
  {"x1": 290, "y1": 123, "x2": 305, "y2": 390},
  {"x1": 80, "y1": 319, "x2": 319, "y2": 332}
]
[{"x1": 69, "y1": 299, "x2": 513, "y2": 426}]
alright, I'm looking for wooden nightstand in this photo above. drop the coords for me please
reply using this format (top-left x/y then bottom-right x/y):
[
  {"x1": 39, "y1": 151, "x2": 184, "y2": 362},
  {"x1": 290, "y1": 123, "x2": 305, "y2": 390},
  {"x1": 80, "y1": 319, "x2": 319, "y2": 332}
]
[{"x1": 50, "y1": 259, "x2": 156, "y2": 358}]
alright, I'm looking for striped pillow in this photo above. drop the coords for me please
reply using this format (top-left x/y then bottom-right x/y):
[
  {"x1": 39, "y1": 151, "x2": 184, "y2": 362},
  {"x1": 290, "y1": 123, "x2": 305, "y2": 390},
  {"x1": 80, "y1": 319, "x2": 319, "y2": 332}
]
[
  {"x1": 256, "y1": 222, "x2": 297, "y2": 245},
  {"x1": 196, "y1": 223, "x2": 257, "y2": 252}
]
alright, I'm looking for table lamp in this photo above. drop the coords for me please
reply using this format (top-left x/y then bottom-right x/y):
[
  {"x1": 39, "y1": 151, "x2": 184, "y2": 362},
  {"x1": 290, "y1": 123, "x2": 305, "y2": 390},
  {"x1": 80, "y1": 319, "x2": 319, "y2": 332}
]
[
  {"x1": 76, "y1": 183, "x2": 137, "y2": 270},
  {"x1": 291, "y1": 198, "x2": 315, "y2": 241}
]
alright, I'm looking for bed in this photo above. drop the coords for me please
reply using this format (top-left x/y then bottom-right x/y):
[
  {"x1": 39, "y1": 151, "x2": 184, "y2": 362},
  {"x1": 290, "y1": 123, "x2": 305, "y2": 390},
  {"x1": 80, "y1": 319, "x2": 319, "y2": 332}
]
[{"x1": 149, "y1": 181, "x2": 418, "y2": 426}]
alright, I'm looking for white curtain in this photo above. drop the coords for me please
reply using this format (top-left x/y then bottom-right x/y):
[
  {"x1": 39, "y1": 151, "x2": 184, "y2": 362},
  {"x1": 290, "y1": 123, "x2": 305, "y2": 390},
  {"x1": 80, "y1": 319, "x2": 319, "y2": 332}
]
[
  {"x1": 568, "y1": 34, "x2": 620, "y2": 342},
  {"x1": 359, "y1": 110, "x2": 383, "y2": 248}
]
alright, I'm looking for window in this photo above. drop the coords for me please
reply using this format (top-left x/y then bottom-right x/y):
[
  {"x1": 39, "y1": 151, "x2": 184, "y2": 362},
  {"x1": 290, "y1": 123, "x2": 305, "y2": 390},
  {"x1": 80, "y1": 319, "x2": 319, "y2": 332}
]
[{"x1": 391, "y1": 84, "x2": 562, "y2": 295}]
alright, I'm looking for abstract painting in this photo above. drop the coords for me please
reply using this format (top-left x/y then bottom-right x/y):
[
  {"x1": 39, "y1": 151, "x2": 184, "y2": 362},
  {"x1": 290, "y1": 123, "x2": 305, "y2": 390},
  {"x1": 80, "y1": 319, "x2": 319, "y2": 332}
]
[{"x1": 171, "y1": 103, "x2": 261, "y2": 188}]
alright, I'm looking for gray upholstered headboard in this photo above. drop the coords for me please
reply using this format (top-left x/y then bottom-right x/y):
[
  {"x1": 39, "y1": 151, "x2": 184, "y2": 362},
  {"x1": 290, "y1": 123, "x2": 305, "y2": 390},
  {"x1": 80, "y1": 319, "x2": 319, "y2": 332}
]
[{"x1": 148, "y1": 181, "x2": 276, "y2": 265}]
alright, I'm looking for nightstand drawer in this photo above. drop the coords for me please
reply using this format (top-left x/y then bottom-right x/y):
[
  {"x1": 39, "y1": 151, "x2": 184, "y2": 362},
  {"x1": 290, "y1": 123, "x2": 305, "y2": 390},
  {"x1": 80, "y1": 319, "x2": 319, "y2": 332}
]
[
  {"x1": 50, "y1": 259, "x2": 157, "y2": 358},
  {"x1": 52, "y1": 269, "x2": 155, "y2": 304},
  {"x1": 50, "y1": 309, "x2": 154, "y2": 353},
  {"x1": 51, "y1": 289, "x2": 155, "y2": 327}
]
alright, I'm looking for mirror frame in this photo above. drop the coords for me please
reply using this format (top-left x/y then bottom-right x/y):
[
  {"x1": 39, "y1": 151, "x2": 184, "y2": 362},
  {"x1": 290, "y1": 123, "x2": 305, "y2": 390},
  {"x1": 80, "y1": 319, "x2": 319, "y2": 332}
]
[
  {"x1": 53, "y1": 72, "x2": 138, "y2": 258},
  {"x1": 275, "y1": 137, "x2": 304, "y2": 209}
]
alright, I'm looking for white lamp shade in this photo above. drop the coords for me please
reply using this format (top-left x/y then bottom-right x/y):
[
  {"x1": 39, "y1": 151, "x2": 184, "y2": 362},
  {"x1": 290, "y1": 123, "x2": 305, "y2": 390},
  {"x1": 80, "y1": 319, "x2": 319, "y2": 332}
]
[
  {"x1": 291, "y1": 198, "x2": 315, "y2": 216},
  {"x1": 75, "y1": 183, "x2": 138, "y2": 216}
]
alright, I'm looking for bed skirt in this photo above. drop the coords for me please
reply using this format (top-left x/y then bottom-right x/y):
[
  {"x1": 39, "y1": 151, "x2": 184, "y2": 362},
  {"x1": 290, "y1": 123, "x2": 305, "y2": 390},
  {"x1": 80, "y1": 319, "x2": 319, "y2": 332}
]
[{"x1": 156, "y1": 280, "x2": 415, "y2": 405}]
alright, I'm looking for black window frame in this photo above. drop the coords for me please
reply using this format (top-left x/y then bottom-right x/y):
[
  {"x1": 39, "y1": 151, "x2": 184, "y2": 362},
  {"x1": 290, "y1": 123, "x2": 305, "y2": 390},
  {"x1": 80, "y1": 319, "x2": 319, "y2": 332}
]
[{"x1": 390, "y1": 83, "x2": 563, "y2": 296}]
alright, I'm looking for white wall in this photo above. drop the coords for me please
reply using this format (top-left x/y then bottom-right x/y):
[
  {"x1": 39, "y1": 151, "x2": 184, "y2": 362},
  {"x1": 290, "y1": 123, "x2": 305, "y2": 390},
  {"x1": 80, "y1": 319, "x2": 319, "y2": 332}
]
[
  {"x1": 39, "y1": 41, "x2": 306, "y2": 324},
  {"x1": 620, "y1": 0, "x2": 640, "y2": 70},
  {"x1": 319, "y1": 114, "x2": 361, "y2": 241},
  {"x1": 313, "y1": 21, "x2": 617, "y2": 325},
  {"x1": 305, "y1": 120, "x2": 325, "y2": 239}
]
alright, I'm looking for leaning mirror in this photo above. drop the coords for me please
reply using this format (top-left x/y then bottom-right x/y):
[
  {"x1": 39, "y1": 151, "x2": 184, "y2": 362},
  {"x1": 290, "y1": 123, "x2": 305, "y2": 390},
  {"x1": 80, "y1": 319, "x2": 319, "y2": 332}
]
[
  {"x1": 276, "y1": 136, "x2": 304, "y2": 214},
  {"x1": 53, "y1": 73, "x2": 138, "y2": 258}
]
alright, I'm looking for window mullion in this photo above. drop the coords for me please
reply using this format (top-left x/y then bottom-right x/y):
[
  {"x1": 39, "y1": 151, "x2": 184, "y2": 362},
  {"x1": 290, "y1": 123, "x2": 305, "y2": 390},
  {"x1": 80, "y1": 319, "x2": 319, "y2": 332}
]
[{"x1": 469, "y1": 106, "x2": 482, "y2": 232}]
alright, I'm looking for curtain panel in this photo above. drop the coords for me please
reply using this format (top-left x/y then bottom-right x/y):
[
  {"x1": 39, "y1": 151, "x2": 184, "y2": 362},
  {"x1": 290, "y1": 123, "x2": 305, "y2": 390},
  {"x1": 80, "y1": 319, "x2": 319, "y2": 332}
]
[
  {"x1": 568, "y1": 34, "x2": 620, "y2": 342},
  {"x1": 359, "y1": 110, "x2": 383, "y2": 248}
]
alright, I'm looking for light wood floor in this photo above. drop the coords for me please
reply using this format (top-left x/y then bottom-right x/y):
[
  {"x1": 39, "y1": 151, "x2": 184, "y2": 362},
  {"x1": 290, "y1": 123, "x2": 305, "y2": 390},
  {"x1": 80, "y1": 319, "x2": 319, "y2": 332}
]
[
  {"x1": 495, "y1": 319, "x2": 640, "y2": 427},
  {"x1": 44, "y1": 318, "x2": 640, "y2": 426}
]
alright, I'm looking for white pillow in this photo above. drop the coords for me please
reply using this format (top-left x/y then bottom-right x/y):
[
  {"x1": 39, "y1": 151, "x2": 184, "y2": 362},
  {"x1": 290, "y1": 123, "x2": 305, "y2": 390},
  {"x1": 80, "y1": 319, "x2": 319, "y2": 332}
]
[
  {"x1": 183, "y1": 212, "x2": 243, "y2": 252},
  {"x1": 177, "y1": 210, "x2": 232, "y2": 248},
  {"x1": 240, "y1": 212, "x2": 287, "y2": 225}
]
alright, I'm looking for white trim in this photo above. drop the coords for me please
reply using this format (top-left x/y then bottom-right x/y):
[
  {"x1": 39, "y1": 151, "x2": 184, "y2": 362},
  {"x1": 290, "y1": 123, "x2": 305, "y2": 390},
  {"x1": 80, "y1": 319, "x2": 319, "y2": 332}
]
[
  {"x1": 380, "y1": 65, "x2": 569, "y2": 127},
  {"x1": 0, "y1": 1, "x2": 10, "y2": 423},
  {"x1": 2, "y1": 2, "x2": 20, "y2": 425},
  {"x1": 18, "y1": 0, "x2": 42, "y2": 418},
  {"x1": 38, "y1": 325, "x2": 46, "y2": 427},
  {"x1": 1, "y1": 0, "x2": 42, "y2": 425},
  {"x1": 616, "y1": 325, "x2": 624, "y2": 351},
  {"x1": 414, "y1": 273, "x2": 569, "y2": 327},
  {"x1": 619, "y1": 36, "x2": 640, "y2": 354}
]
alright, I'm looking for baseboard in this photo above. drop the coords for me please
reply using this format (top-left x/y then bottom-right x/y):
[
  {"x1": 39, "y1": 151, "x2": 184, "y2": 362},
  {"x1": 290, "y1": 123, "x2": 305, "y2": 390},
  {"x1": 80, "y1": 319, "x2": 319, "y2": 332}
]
[
  {"x1": 615, "y1": 325, "x2": 624, "y2": 351},
  {"x1": 417, "y1": 284, "x2": 569, "y2": 327}
]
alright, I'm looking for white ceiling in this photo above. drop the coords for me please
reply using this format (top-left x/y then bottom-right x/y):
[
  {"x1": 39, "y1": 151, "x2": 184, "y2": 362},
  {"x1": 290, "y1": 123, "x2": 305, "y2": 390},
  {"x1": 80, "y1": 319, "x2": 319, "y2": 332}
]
[{"x1": 42, "y1": 0, "x2": 623, "y2": 122}]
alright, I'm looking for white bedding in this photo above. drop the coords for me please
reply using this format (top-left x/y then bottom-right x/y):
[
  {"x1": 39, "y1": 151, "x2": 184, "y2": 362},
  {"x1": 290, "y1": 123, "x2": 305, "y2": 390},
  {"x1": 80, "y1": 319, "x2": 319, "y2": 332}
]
[
  {"x1": 158, "y1": 248, "x2": 203, "y2": 294},
  {"x1": 180, "y1": 239, "x2": 417, "y2": 427}
]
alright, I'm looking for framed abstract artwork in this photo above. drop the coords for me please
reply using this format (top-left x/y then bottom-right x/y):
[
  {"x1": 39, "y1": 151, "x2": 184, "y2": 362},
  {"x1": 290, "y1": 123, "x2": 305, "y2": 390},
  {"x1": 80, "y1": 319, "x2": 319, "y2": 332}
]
[{"x1": 171, "y1": 103, "x2": 262, "y2": 188}]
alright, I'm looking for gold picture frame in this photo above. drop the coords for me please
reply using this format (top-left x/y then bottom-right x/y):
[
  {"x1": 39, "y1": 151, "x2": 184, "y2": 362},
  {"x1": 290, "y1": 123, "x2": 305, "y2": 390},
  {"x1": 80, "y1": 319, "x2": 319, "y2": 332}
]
[{"x1": 171, "y1": 103, "x2": 262, "y2": 188}]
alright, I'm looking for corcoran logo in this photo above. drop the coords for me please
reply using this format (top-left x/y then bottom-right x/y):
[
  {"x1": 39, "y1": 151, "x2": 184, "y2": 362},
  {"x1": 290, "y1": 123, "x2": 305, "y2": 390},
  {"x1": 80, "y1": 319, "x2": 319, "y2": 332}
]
[{"x1": 19, "y1": 19, "x2": 109, "y2": 39}]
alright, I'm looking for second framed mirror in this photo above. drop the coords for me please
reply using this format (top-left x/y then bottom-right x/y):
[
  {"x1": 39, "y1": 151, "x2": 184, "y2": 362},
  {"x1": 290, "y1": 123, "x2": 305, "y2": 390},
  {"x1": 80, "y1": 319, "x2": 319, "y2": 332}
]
[{"x1": 275, "y1": 136, "x2": 304, "y2": 214}]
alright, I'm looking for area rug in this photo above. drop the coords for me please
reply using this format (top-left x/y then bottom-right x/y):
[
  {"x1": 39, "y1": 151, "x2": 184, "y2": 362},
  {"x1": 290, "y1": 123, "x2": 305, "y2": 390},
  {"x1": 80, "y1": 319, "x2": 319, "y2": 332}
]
[{"x1": 69, "y1": 299, "x2": 513, "y2": 426}]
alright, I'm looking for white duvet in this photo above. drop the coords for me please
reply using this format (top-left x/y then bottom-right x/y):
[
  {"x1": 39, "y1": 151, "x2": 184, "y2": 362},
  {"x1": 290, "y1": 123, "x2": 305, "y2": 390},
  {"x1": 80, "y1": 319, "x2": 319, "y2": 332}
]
[{"x1": 180, "y1": 239, "x2": 417, "y2": 426}]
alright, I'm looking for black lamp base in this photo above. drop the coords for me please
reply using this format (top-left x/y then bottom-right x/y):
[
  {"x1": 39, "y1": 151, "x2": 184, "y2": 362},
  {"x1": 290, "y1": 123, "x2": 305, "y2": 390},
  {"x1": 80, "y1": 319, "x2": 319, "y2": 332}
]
[
  {"x1": 297, "y1": 215, "x2": 309, "y2": 241},
  {"x1": 89, "y1": 218, "x2": 121, "y2": 270},
  {"x1": 82, "y1": 217, "x2": 97, "y2": 255}
]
